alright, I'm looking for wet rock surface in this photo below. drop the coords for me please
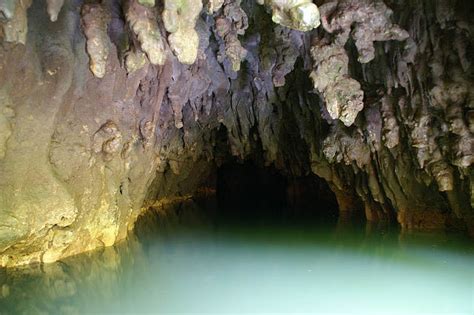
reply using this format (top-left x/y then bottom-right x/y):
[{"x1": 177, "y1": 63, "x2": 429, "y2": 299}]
[{"x1": 0, "y1": 0, "x2": 473, "y2": 266}]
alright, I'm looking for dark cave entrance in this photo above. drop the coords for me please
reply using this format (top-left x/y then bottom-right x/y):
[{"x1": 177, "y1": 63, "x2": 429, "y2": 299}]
[
  {"x1": 205, "y1": 121, "x2": 340, "y2": 221},
  {"x1": 214, "y1": 160, "x2": 339, "y2": 221}
]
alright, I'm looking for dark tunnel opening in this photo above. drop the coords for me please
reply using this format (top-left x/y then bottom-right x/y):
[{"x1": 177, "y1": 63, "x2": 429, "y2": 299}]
[
  {"x1": 215, "y1": 160, "x2": 339, "y2": 221},
  {"x1": 207, "y1": 121, "x2": 340, "y2": 222}
]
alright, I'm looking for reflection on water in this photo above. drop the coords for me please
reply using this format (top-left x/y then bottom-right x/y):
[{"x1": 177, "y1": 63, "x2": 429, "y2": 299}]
[{"x1": 1, "y1": 199, "x2": 473, "y2": 314}]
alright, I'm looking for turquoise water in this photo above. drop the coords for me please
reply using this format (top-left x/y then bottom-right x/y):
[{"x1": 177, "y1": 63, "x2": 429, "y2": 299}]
[{"x1": 0, "y1": 200, "x2": 473, "y2": 314}]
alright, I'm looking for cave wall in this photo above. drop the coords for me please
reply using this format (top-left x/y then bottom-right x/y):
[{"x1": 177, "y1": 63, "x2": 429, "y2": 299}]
[{"x1": 0, "y1": 0, "x2": 473, "y2": 266}]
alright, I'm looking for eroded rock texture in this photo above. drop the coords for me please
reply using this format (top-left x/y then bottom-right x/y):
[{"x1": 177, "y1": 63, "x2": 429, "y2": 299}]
[{"x1": 0, "y1": 0, "x2": 473, "y2": 266}]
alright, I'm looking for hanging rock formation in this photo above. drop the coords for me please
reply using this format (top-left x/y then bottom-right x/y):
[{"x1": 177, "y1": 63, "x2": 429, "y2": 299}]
[
  {"x1": 213, "y1": 0, "x2": 248, "y2": 72},
  {"x1": 46, "y1": 0, "x2": 64, "y2": 22},
  {"x1": 0, "y1": 0, "x2": 473, "y2": 267},
  {"x1": 257, "y1": 0, "x2": 320, "y2": 31},
  {"x1": 125, "y1": 0, "x2": 167, "y2": 66},
  {"x1": 310, "y1": 41, "x2": 364, "y2": 127},
  {"x1": 81, "y1": 3, "x2": 111, "y2": 78},
  {"x1": 163, "y1": 0, "x2": 202, "y2": 64}
]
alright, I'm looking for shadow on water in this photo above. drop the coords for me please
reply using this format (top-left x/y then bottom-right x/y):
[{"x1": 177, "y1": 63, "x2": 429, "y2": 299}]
[{"x1": 0, "y1": 198, "x2": 473, "y2": 314}]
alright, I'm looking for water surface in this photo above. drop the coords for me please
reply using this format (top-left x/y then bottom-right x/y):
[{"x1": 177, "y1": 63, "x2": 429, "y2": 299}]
[{"x1": 1, "y1": 200, "x2": 473, "y2": 314}]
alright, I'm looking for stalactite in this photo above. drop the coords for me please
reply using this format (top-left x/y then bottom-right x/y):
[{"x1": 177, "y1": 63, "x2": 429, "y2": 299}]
[
  {"x1": 162, "y1": 0, "x2": 202, "y2": 65},
  {"x1": 271, "y1": 26, "x2": 303, "y2": 87},
  {"x1": 257, "y1": 0, "x2": 320, "y2": 32},
  {"x1": 124, "y1": 0, "x2": 167, "y2": 66},
  {"x1": 46, "y1": 0, "x2": 64, "y2": 22},
  {"x1": 213, "y1": 0, "x2": 248, "y2": 72},
  {"x1": 81, "y1": 3, "x2": 111, "y2": 78},
  {"x1": 310, "y1": 41, "x2": 364, "y2": 127}
]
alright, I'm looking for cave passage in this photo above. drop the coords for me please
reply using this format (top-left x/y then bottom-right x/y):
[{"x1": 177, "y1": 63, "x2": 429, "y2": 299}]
[{"x1": 1, "y1": 0, "x2": 474, "y2": 313}]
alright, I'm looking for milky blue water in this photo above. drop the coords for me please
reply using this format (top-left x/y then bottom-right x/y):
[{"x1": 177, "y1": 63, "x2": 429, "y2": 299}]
[{"x1": 0, "y1": 201, "x2": 473, "y2": 314}]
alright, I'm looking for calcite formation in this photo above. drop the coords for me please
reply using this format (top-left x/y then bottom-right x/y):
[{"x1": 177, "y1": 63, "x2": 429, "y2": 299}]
[
  {"x1": 257, "y1": 0, "x2": 320, "y2": 31},
  {"x1": 46, "y1": 0, "x2": 64, "y2": 22},
  {"x1": 81, "y1": 3, "x2": 111, "y2": 78},
  {"x1": 125, "y1": 0, "x2": 166, "y2": 66},
  {"x1": 319, "y1": 0, "x2": 409, "y2": 63},
  {"x1": 124, "y1": 49, "x2": 148, "y2": 73},
  {"x1": 310, "y1": 41, "x2": 364, "y2": 126},
  {"x1": 163, "y1": 0, "x2": 203, "y2": 65},
  {"x1": 213, "y1": 0, "x2": 248, "y2": 72},
  {"x1": 0, "y1": 0, "x2": 473, "y2": 267},
  {"x1": 0, "y1": 0, "x2": 31, "y2": 44},
  {"x1": 310, "y1": 0, "x2": 409, "y2": 126}
]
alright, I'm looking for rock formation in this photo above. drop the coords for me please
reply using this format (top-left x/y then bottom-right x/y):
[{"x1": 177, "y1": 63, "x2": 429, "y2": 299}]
[
  {"x1": 124, "y1": 0, "x2": 167, "y2": 66},
  {"x1": 0, "y1": 0, "x2": 32, "y2": 44},
  {"x1": 0, "y1": 0, "x2": 472, "y2": 267},
  {"x1": 81, "y1": 3, "x2": 111, "y2": 78},
  {"x1": 257, "y1": 0, "x2": 321, "y2": 32},
  {"x1": 163, "y1": 0, "x2": 203, "y2": 64}
]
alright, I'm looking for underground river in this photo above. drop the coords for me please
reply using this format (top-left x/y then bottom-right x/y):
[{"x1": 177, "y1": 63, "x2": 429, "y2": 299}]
[{"x1": 1, "y1": 198, "x2": 473, "y2": 314}]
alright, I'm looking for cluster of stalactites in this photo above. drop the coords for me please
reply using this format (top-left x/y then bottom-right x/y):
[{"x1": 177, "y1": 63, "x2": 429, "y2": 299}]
[
  {"x1": 0, "y1": 0, "x2": 412, "y2": 132},
  {"x1": 84, "y1": 0, "x2": 205, "y2": 75},
  {"x1": 319, "y1": 0, "x2": 409, "y2": 64},
  {"x1": 0, "y1": 0, "x2": 323, "y2": 75},
  {"x1": 309, "y1": 0, "x2": 409, "y2": 127},
  {"x1": 214, "y1": 0, "x2": 249, "y2": 72},
  {"x1": 0, "y1": 0, "x2": 63, "y2": 43}
]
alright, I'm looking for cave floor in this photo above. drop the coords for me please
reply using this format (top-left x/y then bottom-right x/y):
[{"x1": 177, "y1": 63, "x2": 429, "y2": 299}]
[{"x1": 1, "y1": 199, "x2": 473, "y2": 314}]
